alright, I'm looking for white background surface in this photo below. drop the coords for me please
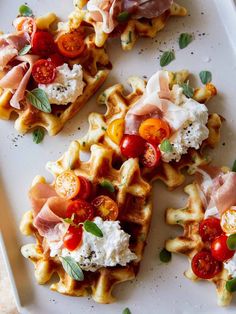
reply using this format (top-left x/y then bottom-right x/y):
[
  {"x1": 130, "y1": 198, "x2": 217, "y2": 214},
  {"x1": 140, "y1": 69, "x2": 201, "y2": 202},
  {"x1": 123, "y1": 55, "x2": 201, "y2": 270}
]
[{"x1": 0, "y1": 0, "x2": 236, "y2": 313}]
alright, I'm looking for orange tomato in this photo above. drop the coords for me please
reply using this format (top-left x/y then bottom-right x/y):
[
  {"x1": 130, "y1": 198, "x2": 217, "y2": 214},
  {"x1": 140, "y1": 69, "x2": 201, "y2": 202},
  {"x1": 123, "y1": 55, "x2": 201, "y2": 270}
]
[
  {"x1": 91, "y1": 195, "x2": 119, "y2": 221},
  {"x1": 139, "y1": 118, "x2": 171, "y2": 144},
  {"x1": 55, "y1": 170, "x2": 80, "y2": 200},
  {"x1": 107, "y1": 118, "x2": 125, "y2": 145},
  {"x1": 57, "y1": 32, "x2": 85, "y2": 59},
  {"x1": 221, "y1": 208, "x2": 236, "y2": 234}
]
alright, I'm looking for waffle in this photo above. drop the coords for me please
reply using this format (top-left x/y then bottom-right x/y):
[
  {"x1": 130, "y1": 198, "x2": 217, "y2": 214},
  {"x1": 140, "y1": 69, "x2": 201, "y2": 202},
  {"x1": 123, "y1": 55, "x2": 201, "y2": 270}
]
[
  {"x1": 20, "y1": 142, "x2": 152, "y2": 303},
  {"x1": 165, "y1": 180, "x2": 232, "y2": 306},
  {"x1": 76, "y1": 70, "x2": 222, "y2": 189},
  {"x1": 0, "y1": 33, "x2": 110, "y2": 136},
  {"x1": 61, "y1": 1, "x2": 187, "y2": 50}
]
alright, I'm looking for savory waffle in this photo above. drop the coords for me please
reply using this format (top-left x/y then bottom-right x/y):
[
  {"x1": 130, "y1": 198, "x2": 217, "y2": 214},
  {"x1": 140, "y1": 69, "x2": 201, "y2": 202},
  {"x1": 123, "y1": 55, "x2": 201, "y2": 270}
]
[
  {"x1": 165, "y1": 181, "x2": 232, "y2": 306},
  {"x1": 20, "y1": 142, "x2": 152, "y2": 303},
  {"x1": 76, "y1": 70, "x2": 222, "y2": 189},
  {"x1": 61, "y1": 1, "x2": 187, "y2": 50}
]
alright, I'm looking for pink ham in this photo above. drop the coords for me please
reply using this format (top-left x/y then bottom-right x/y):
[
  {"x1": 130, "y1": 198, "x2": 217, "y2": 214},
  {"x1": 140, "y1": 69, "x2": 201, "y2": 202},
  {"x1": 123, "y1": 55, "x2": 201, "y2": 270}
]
[
  {"x1": 3, "y1": 32, "x2": 30, "y2": 51},
  {"x1": 0, "y1": 46, "x2": 18, "y2": 69}
]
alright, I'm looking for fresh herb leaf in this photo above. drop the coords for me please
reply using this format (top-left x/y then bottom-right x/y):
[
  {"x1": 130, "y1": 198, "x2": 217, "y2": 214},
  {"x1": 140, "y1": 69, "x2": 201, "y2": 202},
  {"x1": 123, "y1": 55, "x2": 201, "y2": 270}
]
[
  {"x1": 232, "y1": 160, "x2": 236, "y2": 172},
  {"x1": 117, "y1": 11, "x2": 130, "y2": 23},
  {"x1": 179, "y1": 33, "x2": 193, "y2": 49},
  {"x1": 64, "y1": 213, "x2": 75, "y2": 225},
  {"x1": 101, "y1": 126, "x2": 107, "y2": 131},
  {"x1": 159, "y1": 248, "x2": 172, "y2": 263},
  {"x1": 100, "y1": 180, "x2": 115, "y2": 193},
  {"x1": 227, "y1": 234, "x2": 236, "y2": 250},
  {"x1": 32, "y1": 128, "x2": 45, "y2": 144},
  {"x1": 19, "y1": 4, "x2": 33, "y2": 17},
  {"x1": 83, "y1": 220, "x2": 103, "y2": 238},
  {"x1": 226, "y1": 277, "x2": 236, "y2": 292},
  {"x1": 199, "y1": 71, "x2": 212, "y2": 84},
  {"x1": 181, "y1": 82, "x2": 194, "y2": 98},
  {"x1": 26, "y1": 88, "x2": 51, "y2": 113},
  {"x1": 60, "y1": 256, "x2": 84, "y2": 281},
  {"x1": 160, "y1": 139, "x2": 173, "y2": 153},
  {"x1": 18, "y1": 44, "x2": 31, "y2": 56},
  {"x1": 122, "y1": 308, "x2": 131, "y2": 314},
  {"x1": 160, "y1": 51, "x2": 175, "y2": 67}
]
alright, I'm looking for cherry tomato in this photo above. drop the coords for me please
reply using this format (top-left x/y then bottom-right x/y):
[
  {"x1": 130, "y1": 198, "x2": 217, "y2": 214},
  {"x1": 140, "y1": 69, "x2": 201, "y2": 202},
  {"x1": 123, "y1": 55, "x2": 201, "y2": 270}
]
[
  {"x1": 48, "y1": 53, "x2": 65, "y2": 67},
  {"x1": 32, "y1": 59, "x2": 56, "y2": 84},
  {"x1": 191, "y1": 251, "x2": 222, "y2": 279},
  {"x1": 57, "y1": 32, "x2": 85, "y2": 59},
  {"x1": 66, "y1": 199, "x2": 94, "y2": 224},
  {"x1": 139, "y1": 118, "x2": 171, "y2": 144},
  {"x1": 199, "y1": 218, "x2": 223, "y2": 243},
  {"x1": 32, "y1": 31, "x2": 56, "y2": 57},
  {"x1": 55, "y1": 170, "x2": 80, "y2": 200},
  {"x1": 140, "y1": 142, "x2": 161, "y2": 168},
  {"x1": 221, "y1": 208, "x2": 236, "y2": 234},
  {"x1": 120, "y1": 134, "x2": 146, "y2": 158},
  {"x1": 76, "y1": 176, "x2": 92, "y2": 200},
  {"x1": 91, "y1": 195, "x2": 119, "y2": 221},
  {"x1": 107, "y1": 118, "x2": 125, "y2": 145},
  {"x1": 14, "y1": 17, "x2": 36, "y2": 36},
  {"x1": 63, "y1": 225, "x2": 83, "y2": 251},
  {"x1": 211, "y1": 235, "x2": 235, "y2": 262}
]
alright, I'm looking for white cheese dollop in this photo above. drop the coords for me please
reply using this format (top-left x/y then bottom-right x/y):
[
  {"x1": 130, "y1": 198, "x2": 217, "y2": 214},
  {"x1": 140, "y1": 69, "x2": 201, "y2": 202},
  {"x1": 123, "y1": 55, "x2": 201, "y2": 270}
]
[
  {"x1": 49, "y1": 217, "x2": 137, "y2": 272},
  {"x1": 224, "y1": 253, "x2": 236, "y2": 278},
  {"x1": 39, "y1": 63, "x2": 85, "y2": 105}
]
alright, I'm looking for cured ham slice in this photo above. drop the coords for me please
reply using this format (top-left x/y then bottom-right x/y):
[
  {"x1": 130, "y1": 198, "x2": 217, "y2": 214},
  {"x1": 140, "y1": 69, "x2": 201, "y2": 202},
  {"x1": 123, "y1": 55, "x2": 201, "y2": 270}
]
[{"x1": 0, "y1": 46, "x2": 18, "y2": 69}]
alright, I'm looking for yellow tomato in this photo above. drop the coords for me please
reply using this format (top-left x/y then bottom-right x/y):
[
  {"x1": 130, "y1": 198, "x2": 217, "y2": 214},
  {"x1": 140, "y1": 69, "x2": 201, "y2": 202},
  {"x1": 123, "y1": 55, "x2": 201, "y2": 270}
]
[
  {"x1": 55, "y1": 170, "x2": 80, "y2": 200},
  {"x1": 221, "y1": 208, "x2": 236, "y2": 234},
  {"x1": 106, "y1": 118, "x2": 125, "y2": 145},
  {"x1": 139, "y1": 118, "x2": 171, "y2": 144}
]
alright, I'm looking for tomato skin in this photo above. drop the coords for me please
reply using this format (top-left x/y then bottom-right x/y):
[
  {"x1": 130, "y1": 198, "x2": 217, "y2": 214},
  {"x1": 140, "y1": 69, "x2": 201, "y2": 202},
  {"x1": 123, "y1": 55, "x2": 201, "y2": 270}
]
[
  {"x1": 57, "y1": 32, "x2": 85, "y2": 59},
  {"x1": 55, "y1": 171, "x2": 81, "y2": 200},
  {"x1": 76, "y1": 176, "x2": 92, "y2": 200},
  {"x1": 66, "y1": 200, "x2": 94, "y2": 224},
  {"x1": 63, "y1": 226, "x2": 83, "y2": 251},
  {"x1": 107, "y1": 118, "x2": 125, "y2": 145},
  {"x1": 32, "y1": 59, "x2": 56, "y2": 84},
  {"x1": 139, "y1": 118, "x2": 171, "y2": 145},
  {"x1": 199, "y1": 218, "x2": 223, "y2": 243},
  {"x1": 91, "y1": 195, "x2": 119, "y2": 221},
  {"x1": 120, "y1": 134, "x2": 146, "y2": 158},
  {"x1": 211, "y1": 235, "x2": 235, "y2": 262},
  {"x1": 140, "y1": 142, "x2": 161, "y2": 168},
  {"x1": 48, "y1": 53, "x2": 65, "y2": 67},
  {"x1": 191, "y1": 251, "x2": 222, "y2": 279},
  {"x1": 32, "y1": 31, "x2": 56, "y2": 57}
]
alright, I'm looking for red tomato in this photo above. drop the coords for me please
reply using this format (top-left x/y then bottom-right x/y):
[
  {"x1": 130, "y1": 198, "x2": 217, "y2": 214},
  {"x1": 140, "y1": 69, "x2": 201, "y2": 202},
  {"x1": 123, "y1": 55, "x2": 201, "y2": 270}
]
[
  {"x1": 120, "y1": 134, "x2": 146, "y2": 158},
  {"x1": 66, "y1": 199, "x2": 94, "y2": 224},
  {"x1": 140, "y1": 142, "x2": 161, "y2": 168},
  {"x1": 199, "y1": 218, "x2": 223, "y2": 243},
  {"x1": 32, "y1": 60, "x2": 56, "y2": 84},
  {"x1": 48, "y1": 53, "x2": 65, "y2": 67},
  {"x1": 91, "y1": 195, "x2": 119, "y2": 221},
  {"x1": 76, "y1": 176, "x2": 92, "y2": 200},
  {"x1": 15, "y1": 17, "x2": 36, "y2": 36},
  {"x1": 63, "y1": 225, "x2": 83, "y2": 251},
  {"x1": 211, "y1": 235, "x2": 235, "y2": 262},
  {"x1": 32, "y1": 31, "x2": 56, "y2": 57},
  {"x1": 57, "y1": 32, "x2": 85, "y2": 59},
  {"x1": 191, "y1": 251, "x2": 222, "y2": 279}
]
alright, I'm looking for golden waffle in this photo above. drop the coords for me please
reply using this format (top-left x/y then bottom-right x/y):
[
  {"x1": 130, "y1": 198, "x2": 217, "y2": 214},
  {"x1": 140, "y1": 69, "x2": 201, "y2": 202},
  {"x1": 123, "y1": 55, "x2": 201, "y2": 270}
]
[
  {"x1": 165, "y1": 181, "x2": 232, "y2": 307},
  {"x1": 62, "y1": 1, "x2": 187, "y2": 50},
  {"x1": 76, "y1": 70, "x2": 222, "y2": 189},
  {"x1": 0, "y1": 32, "x2": 110, "y2": 135},
  {"x1": 20, "y1": 142, "x2": 152, "y2": 303}
]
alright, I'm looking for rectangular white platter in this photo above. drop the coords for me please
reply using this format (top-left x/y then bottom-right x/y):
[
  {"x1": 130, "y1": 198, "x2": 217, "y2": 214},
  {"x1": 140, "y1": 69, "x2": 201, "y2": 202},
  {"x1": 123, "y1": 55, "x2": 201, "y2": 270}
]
[{"x1": 0, "y1": 0, "x2": 236, "y2": 313}]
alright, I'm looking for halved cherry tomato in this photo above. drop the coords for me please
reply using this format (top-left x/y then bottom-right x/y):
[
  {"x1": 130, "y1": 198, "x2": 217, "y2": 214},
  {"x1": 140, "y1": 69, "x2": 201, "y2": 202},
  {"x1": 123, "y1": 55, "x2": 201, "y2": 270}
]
[
  {"x1": 199, "y1": 218, "x2": 223, "y2": 243},
  {"x1": 140, "y1": 142, "x2": 161, "y2": 168},
  {"x1": 107, "y1": 118, "x2": 125, "y2": 145},
  {"x1": 14, "y1": 17, "x2": 36, "y2": 36},
  {"x1": 120, "y1": 134, "x2": 146, "y2": 158},
  {"x1": 66, "y1": 199, "x2": 94, "y2": 224},
  {"x1": 48, "y1": 53, "x2": 65, "y2": 67},
  {"x1": 91, "y1": 195, "x2": 119, "y2": 221},
  {"x1": 191, "y1": 251, "x2": 222, "y2": 279},
  {"x1": 221, "y1": 208, "x2": 236, "y2": 234},
  {"x1": 75, "y1": 176, "x2": 92, "y2": 200},
  {"x1": 55, "y1": 170, "x2": 80, "y2": 200},
  {"x1": 57, "y1": 32, "x2": 85, "y2": 59},
  {"x1": 139, "y1": 118, "x2": 171, "y2": 144},
  {"x1": 63, "y1": 225, "x2": 83, "y2": 251},
  {"x1": 32, "y1": 59, "x2": 56, "y2": 84},
  {"x1": 32, "y1": 31, "x2": 56, "y2": 56},
  {"x1": 211, "y1": 235, "x2": 235, "y2": 262}
]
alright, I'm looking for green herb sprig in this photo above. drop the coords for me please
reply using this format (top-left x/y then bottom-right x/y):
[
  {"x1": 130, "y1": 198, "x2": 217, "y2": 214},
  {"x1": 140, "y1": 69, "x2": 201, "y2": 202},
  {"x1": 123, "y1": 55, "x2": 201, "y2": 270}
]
[{"x1": 160, "y1": 51, "x2": 175, "y2": 67}]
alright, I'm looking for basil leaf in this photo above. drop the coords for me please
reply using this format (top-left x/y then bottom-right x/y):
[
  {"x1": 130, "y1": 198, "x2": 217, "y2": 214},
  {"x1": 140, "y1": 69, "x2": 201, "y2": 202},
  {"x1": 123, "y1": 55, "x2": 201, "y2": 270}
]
[
  {"x1": 60, "y1": 256, "x2": 84, "y2": 281},
  {"x1": 159, "y1": 248, "x2": 172, "y2": 263},
  {"x1": 122, "y1": 308, "x2": 131, "y2": 314},
  {"x1": 232, "y1": 160, "x2": 236, "y2": 172},
  {"x1": 117, "y1": 11, "x2": 130, "y2": 23},
  {"x1": 19, "y1": 4, "x2": 33, "y2": 17},
  {"x1": 227, "y1": 234, "x2": 236, "y2": 250},
  {"x1": 181, "y1": 82, "x2": 194, "y2": 98},
  {"x1": 160, "y1": 51, "x2": 175, "y2": 67},
  {"x1": 32, "y1": 128, "x2": 45, "y2": 144},
  {"x1": 226, "y1": 277, "x2": 236, "y2": 293},
  {"x1": 26, "y1": 88, "x2": 51, "y2": 113},
  {"x1": 84, "y1": 220, "x2": 103, "y2": 238},
  {"x1": 100, "y1": 180, "x2": 115, "y2": 193},
  {"x1": 18, "y1": 44, "x2": 31, "y2": 56},
  {"x1": 160, "y1": 139, "x2": 173, "y2": 153},
  {"x1": 179, "y1": 33, "x2": 193, "y2": 49},
  {"x1": 199, "y1": 71, "x2": 212, "y2": 84}
]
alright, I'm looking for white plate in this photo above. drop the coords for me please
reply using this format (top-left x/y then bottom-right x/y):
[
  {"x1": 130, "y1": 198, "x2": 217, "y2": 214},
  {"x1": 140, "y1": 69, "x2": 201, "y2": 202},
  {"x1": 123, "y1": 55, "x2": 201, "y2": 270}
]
[{"x1": 1, "y1": 0, "x2": 236, "y2": 313}]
